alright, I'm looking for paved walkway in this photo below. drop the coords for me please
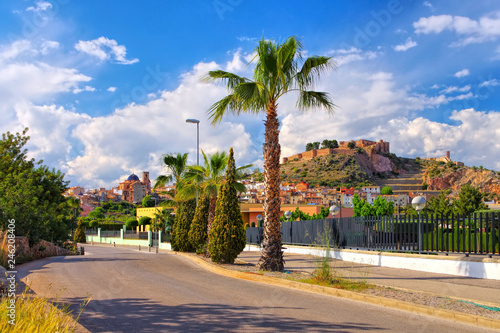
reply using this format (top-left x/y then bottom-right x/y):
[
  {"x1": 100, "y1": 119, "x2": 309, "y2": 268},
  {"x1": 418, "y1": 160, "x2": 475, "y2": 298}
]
[{"x1": 238, "y1": 251, "x2": 500, "y2": 306}]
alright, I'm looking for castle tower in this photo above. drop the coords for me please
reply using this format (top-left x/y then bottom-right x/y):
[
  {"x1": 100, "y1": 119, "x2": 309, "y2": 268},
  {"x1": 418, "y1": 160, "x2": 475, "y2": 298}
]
[
  {"x1": 446, "y1": 151, "x2": 450, "y2": 159},
  {"x1": 142, "y1": 171, "x2": 151, "y2": 190}
]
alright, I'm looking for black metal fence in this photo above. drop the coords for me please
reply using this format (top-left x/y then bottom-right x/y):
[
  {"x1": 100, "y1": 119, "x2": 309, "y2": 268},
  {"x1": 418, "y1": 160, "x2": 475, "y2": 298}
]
[
  {"x1": 246, "y1": 212, "x2": 500, "y2": 255},
  {"x1": 124, "y1": 230, "x2": 140, "y2": 239},
  {"x1": 100, "y1": 230, "x2": 120, "y2": 238},
  {"x1": 84, "y1": 228, "x2": 98, "y2": 236}
]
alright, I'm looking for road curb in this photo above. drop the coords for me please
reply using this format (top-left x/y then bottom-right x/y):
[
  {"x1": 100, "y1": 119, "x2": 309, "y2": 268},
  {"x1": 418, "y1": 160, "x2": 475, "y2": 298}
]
[{"x1": 176, "y1": 251, "x2": 500, "y2": 330}]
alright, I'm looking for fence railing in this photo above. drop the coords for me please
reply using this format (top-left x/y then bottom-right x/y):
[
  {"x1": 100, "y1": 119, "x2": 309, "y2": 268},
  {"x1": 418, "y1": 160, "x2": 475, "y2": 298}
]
[
  {"x1": 100, "y1": 230, "x2": 121, "y2": 238},
  {"x1": 246, "y1": 212, "x2": 500, "y2": 255},
  {"x1": 84, "y1": 228, "x2": 98, "y2": 236},
  {"x1": 123, "y1": 230, "x2": 140, "y2": 239}
]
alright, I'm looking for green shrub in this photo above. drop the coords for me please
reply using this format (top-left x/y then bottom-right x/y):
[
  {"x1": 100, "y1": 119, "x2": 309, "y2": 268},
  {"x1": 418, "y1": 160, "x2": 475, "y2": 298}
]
[
  {"x1": 188, "y1": 194, "x2": 210, "y2": 252},
  {"x1": 89, "y1": 220, "x2": 99, "y2": 228},
  {"x1": 125, "y1": 218, "x2": 138, "y2": 228},
  {"x1": 209, "y1": 148, "x2": 246, "y2": 264},
  {"x1": 172, "y1": 199, "x2": 197, "y2": 252},
  {"x1": 139, "y1": 216, "x2": 152, "y2": 225},
  {"x1": 74, "y1": 221, "x2": 86, "y2": 243}
]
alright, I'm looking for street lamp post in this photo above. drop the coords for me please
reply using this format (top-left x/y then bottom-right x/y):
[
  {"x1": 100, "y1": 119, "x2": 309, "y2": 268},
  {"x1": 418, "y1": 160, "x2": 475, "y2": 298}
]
[
  {"x1": 152, "y1": 196, "x2": 158, "y2": 251},
  {"x1": 257, "y1": 214, "x2": 263, "y2": 228},
  {"x1": 329, "y1": 204, "x2": 339, "y2": 218},
  {"x1": 186, "y1": 118, "x2": 200, "y2": 203},
  {"x1": 337, "y1": 198, "x2": 342, "y2": 219},
  {"x1": 412, "y1": 195, "x2": 427, "y2": 254},
  {"x1": 284, "y1": 210, "x2": 292, "y2": 222}
]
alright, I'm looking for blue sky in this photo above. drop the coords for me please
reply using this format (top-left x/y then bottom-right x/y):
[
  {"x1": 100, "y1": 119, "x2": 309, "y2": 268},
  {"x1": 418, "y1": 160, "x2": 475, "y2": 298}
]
[{"x1": 1, "y1": 0, "x2": 500, "y2": 189}]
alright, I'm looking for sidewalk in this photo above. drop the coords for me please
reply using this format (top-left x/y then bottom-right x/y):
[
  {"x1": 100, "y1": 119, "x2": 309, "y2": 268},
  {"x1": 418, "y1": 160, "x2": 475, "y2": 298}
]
[{"x1": 237, "y1": 251, "x2": 500, "y2": 306}]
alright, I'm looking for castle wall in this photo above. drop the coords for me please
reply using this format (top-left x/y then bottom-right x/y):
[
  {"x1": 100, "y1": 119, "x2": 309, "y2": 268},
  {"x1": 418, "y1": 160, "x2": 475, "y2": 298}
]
[{"x1": 283, "y1": 140, "x2": 389, "y2": 163}]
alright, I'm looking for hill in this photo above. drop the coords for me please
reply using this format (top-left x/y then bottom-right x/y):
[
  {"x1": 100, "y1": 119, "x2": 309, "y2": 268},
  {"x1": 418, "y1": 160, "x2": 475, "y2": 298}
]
[{"x1": 279, "y1": 148, "x2": 418, "y2": 188}]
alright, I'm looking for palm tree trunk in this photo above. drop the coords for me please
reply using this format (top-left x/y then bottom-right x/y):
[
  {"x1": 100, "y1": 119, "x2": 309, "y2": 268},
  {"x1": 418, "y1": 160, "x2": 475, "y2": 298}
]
[{"x1": 258, "y1": 100, "x2": 284, "y2": 271}]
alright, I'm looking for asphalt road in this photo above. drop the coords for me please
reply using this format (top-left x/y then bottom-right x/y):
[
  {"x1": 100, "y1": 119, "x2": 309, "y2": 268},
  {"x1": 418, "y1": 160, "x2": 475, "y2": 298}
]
[{"x1": 18, "y1": 245, "x2": 495, "y2": 333}]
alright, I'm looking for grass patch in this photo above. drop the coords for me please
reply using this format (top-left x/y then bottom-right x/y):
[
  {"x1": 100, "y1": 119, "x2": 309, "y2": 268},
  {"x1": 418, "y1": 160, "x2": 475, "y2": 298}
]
[{"x1": 0, "y1": 288, "x2": 89, "y2": 332}]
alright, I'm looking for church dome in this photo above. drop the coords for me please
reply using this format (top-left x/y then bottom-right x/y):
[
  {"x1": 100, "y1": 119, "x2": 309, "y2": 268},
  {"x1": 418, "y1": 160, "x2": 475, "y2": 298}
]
[{"x1": 127, "y1": 174, "x2": 140, "y2": 181}]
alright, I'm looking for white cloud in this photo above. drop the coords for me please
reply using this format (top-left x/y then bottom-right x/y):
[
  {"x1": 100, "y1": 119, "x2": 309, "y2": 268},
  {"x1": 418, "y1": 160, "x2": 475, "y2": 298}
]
[
  {"x1": 479, "y1": 79, "x2": 500, "y2": 87},
  {"x1": 73, "y1": 85, "x2": 96, "y2": 94},
  {"x1": 414, "y1": 13, "x2": 500, "y2": 46},
  {"x1": 107, "y1": 86, "x2": 117, "y2": 92},
  {"x1": 423, "y1": 1, "x2": 434, "y2": 10},
  {"x1": 75, "y1": 37, "x2": 139, "y2": 65},
  {"x1": 440, "y1": 85, "x2": 471, "y2": 94},
  {"x1": 40, "y1": 40, "x2": 59, "y2": 55},
  {"x1": 454, "y1": 69, "x2": 470, "y2": 78},
  {"x1": 372, "y1": 109, "x2": 500, "y2": 170},
  {"x1": 0, "y1": 40, "x2": 33, "y2": 62},
  {"x1": 327, "y1": 47, "x2": 381, "y2": 66},
  {"x1": 26, "y1": 1, "x2": 53, "y2": 13},
  {"x1": 393, "y1": 38, "x2": 417, "y2": 51}
]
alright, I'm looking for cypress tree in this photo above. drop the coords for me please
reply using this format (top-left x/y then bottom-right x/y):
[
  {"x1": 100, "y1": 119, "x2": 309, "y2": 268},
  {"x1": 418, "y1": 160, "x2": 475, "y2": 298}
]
[
  {"x1": 73, "y1": 220, "x2": 86, "y2": 243},
  {"x1": 208, "y1": 148, "x2": 246, "y2": 263},
  {"x1": 188, "y1": 194, "x2": 210, "y2": 253},
  {"x1": 171, "y1": 198, "x2": 196, "y2": 252}
]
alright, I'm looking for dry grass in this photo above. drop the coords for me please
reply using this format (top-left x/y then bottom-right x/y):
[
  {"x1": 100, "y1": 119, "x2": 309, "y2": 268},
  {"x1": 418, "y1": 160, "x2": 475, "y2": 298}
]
[{"x1": 0, "y1": 288, "x2": 89, "y2": 333}]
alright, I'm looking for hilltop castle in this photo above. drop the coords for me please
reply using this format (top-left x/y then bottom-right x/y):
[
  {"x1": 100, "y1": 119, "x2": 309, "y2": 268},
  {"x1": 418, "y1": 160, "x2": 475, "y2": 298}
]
[{"x1": 282, "y1": 139, "x2": 390, "y2": 163}]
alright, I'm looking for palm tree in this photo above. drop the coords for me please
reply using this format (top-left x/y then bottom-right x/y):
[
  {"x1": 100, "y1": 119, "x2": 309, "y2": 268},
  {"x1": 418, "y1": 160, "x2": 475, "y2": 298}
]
[
  {"x1": 203, "y1": 36, "x2": 335, "y2": 271},
  {"x1": 180, "y1": 149, "x2": 251, "y2": 238},
  {"x1": 153, "y1": 153, "x2": 189, "y2": 207}
]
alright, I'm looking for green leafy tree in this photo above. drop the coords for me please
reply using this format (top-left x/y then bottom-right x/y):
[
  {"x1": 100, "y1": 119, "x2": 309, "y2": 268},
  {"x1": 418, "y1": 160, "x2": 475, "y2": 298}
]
[
  {"x1": 154, "y1": 208, "x2": 174, "y2": 232},
  {"x1": 425, "y1": 189, "x2": 454, "y2": 216},
  {"x1": 67, "y1": 196, "x2": 82, "y2": 234},
  {"x1": 373, "y1": 196, "x2": 394, "y2": 216},
  {"x1": 139, "y1": 216, "x2": 152, "y2": 226},
  {"x1": 0, "y1": 129, "x2": 71, "y2": 243},
  {"x1": 208, "y1": 148, "x2": 246, "y2": 263},
  {"x1": 73, "y1": 220, "x2": 86, "y2": 243},
  {"x1": 180, "y1": 150, "x2": 251, "y2": 242},
  {"x1": 142, "y1": 195, "x2": 155, "y2": 207},
  {"x1": 454, "y1": 184, "x2": 488, "y2": 215},
  {"x1": 188, "y1": 194, "x2": 210, "y2": 252},
  {"x1": 204, "y1": 36, "x2": 335, "y2": 271},
  {"x1": 380, "y1": 186, "x2": 393, "y2": 195},
  {"x1": 125, "y1": 218, "x2": 138, "y2": 229},
  {"x1": 171, "y1": 199, "x2": 196, "y2": 252},
  {"x1": 153, "y1": 153, "x2": 189, "y2": 208},
  {"x1": 347, "y1": 141, "x2": 356, "y2": 149},
  {"x1": 305, "y1": 143, "x2": 314, "y2": 151},
  {"x1": 89, "y1": 220, "x2": 99, "y2": 228},
  {"x1": 88, "y1": 207, "x2": 105, "y2": 220}
]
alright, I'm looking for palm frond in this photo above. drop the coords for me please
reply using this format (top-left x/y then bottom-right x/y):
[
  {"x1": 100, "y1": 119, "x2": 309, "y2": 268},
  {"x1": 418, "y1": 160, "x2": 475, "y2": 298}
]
[
  {"x1": 296, "y1": 56, "x2": 336, "y2": 89},
  {"x1": 296, "y1": 91, "x2": 335, "y2": 113},
  {"x1": 154, "y1": 174, "x2": 172, "y2": 189},
  {"x1": 207, "y1": 94, "x2": 244, "y2": 124},
  {"x1": 201, "y1": 70, "x2": 248, "y2": 89}
]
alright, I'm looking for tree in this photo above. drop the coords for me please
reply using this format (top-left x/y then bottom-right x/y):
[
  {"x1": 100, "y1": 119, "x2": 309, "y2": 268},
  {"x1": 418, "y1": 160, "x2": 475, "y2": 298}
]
[
  {"x1": 454, "y1": 184, "x2": 488, "y2": 215},
  {"x1": 180, "y1": 150, "x2": 251, "y2": 242},
  {"x1": 154, "y1": 208, "x2": 174, "y2": 232},
  {"x1": 139, "y1": 216, "x2": 152, "y2": 226},
  {"x1": 188, "y1": 194, "x2": 210, "y2": 252},
  {"x1": 67, "y1": 196, "x2": 82, "y2": 234},
  {"x1": 305, "y1": 143, "x2": 314, "y2": 151},
  {"x1": 320, "y1": 139, "x2": 338, "y2": 149},
  {"x1": 0, "y1": 128, "x2": 71, "y2": 244},
  {"x1": 424, "y1": 189, "x2": 454, "y2": 216},
  {"x1": 347, "y1": 141, "x2": 356, "y2": 149},
  {"x1": 125, "y1": 218, "x2": 138, "y2": 229},
  {"x1": 89, "y1": 220, "x2": 99, "y2": 228},
  {"x1": 208, "y1": 148, "x2": 246, "y2": 263},
  {"x1": 73, "y1": 220, "x2": 86, "y2": 243},
  {"x1": 380, "y1": 186, "x2": 393, "y2": 195},
  {"x1": 353, "y1": 194, "x2": 394, "y2": 217},
  {"x1": 88, "y1": 207, "x2": 105, "y2": 220},
  {"x1": 204, "y1": 36, "x2": 335, "y2": 271},
  {"x1": 142, "y1": 195, "x2": 155, "y2": 207},
  {"x1": 153, "y1": 153, "x2": 189, "y2": 208},
  {"x1": 171, "y1": 199, "x2": 196, "y2": 252}
]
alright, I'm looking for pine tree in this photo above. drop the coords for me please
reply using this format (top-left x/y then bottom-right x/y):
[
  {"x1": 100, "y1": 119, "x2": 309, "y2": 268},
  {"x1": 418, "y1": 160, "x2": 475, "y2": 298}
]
[
  {"x1": 73, "y1": 220, "x2": 86, "y2": 243},
  {"x1": 171, "y1": 199, "x2": 196, "y2": 252},
  {"x1": 208, "y1": 148, "x2": 246, "y2": 263},
  {"x1": 188, "y1": 194, "x2": 210, "y2": 252}
]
